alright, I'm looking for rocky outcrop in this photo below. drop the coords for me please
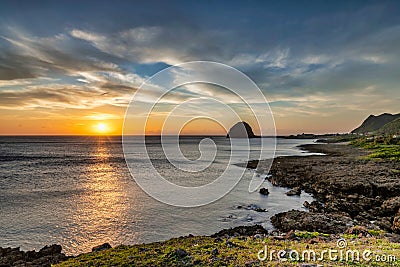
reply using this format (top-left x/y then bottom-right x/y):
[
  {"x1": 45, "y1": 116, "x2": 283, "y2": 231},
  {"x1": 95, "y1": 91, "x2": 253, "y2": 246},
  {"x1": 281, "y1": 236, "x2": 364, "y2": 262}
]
[
  {"x1": 259, "y1": 188, "x2": 269, "y2": 195},
  {"x1": 246, "y1": 160, "x2": 259, "y2": 169},
  {"x1": 392, "y1": 210, "x2": 400, "y2": 234},
  {"x1": 303, "y1": 201, "x2": 323, "y2": 213},
  {"x1": 271, "y1": 210, "x2": 353, "y2": 234},
  {"x1": 286, "y1": 187, "x2": 301, "y2": 196},
  {"x1": 92, "y1": 243, "x2": 112, "y2": 252},
  {"x1": 255, "y1": 143, "x2": 400, "y2": 234},
  {"x1": 211, "y1": 225, "x2": 268, "y2": 238},
  {"x1": 0, "y1": 245, "x2": 68, "y2": 267},
  {"x1": 226, "y1": 121, "x2": 256, "y2": 138}
]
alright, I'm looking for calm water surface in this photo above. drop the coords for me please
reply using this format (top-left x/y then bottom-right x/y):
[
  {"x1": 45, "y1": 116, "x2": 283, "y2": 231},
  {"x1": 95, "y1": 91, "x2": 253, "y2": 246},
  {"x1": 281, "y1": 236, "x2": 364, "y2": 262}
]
[{"x1": 0, "y1": 136, "x2": 318, "y2": 255}]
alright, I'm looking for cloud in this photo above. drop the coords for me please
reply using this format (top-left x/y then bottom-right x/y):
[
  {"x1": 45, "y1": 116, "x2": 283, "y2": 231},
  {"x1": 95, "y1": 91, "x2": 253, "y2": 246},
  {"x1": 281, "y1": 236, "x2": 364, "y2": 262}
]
[
  {"x1": 70, "y1": 26, "x2": 228, "y2": 65},
  {"x1": 0, "y1": 27, "x2": 120, "y2": 81},
  {"x1": 1, "y1": 1, "x2": 400, "y2": 131},
  {"x1": 0, "y1": 80, "x2": 137, "y2": 110}
]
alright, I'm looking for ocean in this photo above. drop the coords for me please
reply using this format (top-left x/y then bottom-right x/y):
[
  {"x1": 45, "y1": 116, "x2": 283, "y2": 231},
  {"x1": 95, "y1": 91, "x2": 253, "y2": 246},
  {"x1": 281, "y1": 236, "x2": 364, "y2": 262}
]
[{"x1": 0, "y1": 136, "x2": 317, "y2": 255}]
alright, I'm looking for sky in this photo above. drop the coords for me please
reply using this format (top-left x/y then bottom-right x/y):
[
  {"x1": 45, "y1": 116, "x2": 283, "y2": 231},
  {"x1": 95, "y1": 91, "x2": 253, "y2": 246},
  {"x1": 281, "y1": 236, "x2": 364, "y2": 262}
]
[{"x1": 0, "y1": 0, "x2": 399, "y2": 135}]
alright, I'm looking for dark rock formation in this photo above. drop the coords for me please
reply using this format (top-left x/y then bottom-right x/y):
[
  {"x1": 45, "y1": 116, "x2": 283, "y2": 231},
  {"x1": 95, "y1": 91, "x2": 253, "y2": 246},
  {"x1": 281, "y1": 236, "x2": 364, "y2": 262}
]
[
  {"x1": 92, "y1": 243, "x2": 112, "y2": 252},
  {"x1": 211, "y1": 225, "x2": 268, "y2": 238},
  {"x1": 259, "y1": 187, "x2": 269, "y2": 195},
  {"x1": 271, "y1": 210, "x2": 353, "y2": 234},
  {"x1": 286, "y1": 187, "x2": 301, "y2": 196},
  {"x1": 345, "y1": 226, "x2": 370, "y2": 237},
  {"x1": 392, "y1": 210, "x2": 400, "y2": 234},
  {"x1": 255, "y1": 143, "x2": 400, "y2": 234},
  {"x1": 227, "y1": 121, "x2": 256, "y2": 138},
  {"x1": 303, "y1": 201, "x2": 323, "y2": 212},
  {"x1": 246, "y1": 160, "x2": 259, "y2": 169},
  {"x1": 0, "y1": 244, "x2": 68, "y2": 267},
  {"x1": 237, "y1": 204, "x2": 266, "y2": 212}
]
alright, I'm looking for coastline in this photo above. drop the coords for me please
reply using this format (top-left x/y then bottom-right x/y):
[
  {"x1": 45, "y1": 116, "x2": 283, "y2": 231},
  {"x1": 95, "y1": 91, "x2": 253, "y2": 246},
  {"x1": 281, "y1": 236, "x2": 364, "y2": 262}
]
[
  {"x1": 2, "y1": 142, "x2": 400, "y2": 266},
  {"x1": 259, "y1": 142, "x2": 400, "y2": 238}
]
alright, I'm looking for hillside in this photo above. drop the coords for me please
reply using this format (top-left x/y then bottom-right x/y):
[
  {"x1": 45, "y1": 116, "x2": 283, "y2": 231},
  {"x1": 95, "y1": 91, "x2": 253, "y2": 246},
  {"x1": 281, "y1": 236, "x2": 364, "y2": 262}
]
[
  {"x1": 378, "y1": 117, "x2": 400, "y2": 135},
  {"x1": 352, "y1": 113, "x2": 400, "y2": 134}
]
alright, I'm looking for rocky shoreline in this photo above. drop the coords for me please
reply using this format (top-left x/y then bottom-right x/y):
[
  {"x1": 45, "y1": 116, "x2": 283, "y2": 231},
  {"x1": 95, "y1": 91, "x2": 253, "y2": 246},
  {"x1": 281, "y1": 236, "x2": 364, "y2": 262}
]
[
  {"x1": 3, "y1": 142, "x2": 400, "y2": 266},
  {"x1": 256, "y1": 142, "x2": 400, "y2": 239},
  {"x1": 0, "y1": 245, "x2": 69, "y2": 267}
]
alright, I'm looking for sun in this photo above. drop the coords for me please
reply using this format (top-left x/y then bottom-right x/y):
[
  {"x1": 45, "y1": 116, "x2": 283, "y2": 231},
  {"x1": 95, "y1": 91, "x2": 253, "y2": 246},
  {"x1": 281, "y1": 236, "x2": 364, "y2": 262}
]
[{"x1": 96, "y1": 123, "x2": 108, "y2": 133}]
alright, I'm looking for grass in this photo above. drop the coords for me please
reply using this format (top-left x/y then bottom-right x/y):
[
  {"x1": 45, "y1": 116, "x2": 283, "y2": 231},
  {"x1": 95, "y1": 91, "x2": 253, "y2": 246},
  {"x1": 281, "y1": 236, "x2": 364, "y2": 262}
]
[
  {"x1": 294, "y1": 231, "x2": 329, "y2": 239},
  {"x1": 367, "y1": 147, "x2": 400, "y2": 161},
  {"x1": 56, "y1": 233, "x2": 400, "y2": 266},
  {"x1": 351, "y1": 138, "x2": 400, "y2": 161}
]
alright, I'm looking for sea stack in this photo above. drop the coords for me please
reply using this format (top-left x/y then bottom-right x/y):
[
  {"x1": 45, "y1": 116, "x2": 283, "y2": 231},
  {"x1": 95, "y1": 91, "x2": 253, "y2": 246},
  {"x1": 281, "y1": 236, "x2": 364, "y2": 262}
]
[{"x1": 226, "y1": 121, "x2": 256, "y2": 138}]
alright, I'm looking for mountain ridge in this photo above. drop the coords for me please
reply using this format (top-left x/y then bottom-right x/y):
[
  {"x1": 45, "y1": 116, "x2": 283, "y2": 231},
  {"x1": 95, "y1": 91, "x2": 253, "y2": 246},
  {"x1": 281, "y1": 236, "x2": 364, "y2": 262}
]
[{"x1": 352, "y1": 113, "x2": 400, "y2": 134}]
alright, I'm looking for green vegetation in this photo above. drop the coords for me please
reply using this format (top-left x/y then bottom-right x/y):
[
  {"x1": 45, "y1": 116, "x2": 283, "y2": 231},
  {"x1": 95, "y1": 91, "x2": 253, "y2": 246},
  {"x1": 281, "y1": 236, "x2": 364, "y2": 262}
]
[
  {"x1": 368, "y1": 146, "x2": 400, "y2": 161},
  {"x1": 321, "y1": 134, "x2": 359, "y2": 143},
  {"x1": 367, "y1": 229, "x2": 385, "y2": 237},
  {"x1": 351, "y1": 137, "x2": 400, "y2": 161},
  {"x1": 56, "y1": 233, "x2": 400, "y2": 266},
  {"x1": 378, "y1": 118, "x2": 400, "y2": 135},
  {"x1": 294, "y1": 231, "x2": 329, "y2": 239}
]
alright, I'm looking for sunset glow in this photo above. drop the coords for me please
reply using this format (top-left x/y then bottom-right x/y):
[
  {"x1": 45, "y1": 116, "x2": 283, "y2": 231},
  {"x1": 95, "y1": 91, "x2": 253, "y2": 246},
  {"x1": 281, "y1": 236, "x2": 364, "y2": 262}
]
[
  {"x1": 0, "y1": 1, "x2": 399, "y2": 135},
  {"x1": 97, "y1": 123, "x2": 107, "y2": 132},
  {"x1": 94, "y1": 123, "x2": 109, "y2": 134}
]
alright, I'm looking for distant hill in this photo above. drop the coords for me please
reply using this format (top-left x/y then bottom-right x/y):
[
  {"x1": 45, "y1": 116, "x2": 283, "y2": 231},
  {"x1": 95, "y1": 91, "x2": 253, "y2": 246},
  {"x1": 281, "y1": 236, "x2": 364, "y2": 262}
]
[
  {"x1": 352, "y1": 113, "x2": 400, "y2": 134},
  {"x1": 378, "y1": 117, "x2": 400, "y2": 135},
  {"x1": 226, "y1": 121, "x2": 256, "y2": 138}
]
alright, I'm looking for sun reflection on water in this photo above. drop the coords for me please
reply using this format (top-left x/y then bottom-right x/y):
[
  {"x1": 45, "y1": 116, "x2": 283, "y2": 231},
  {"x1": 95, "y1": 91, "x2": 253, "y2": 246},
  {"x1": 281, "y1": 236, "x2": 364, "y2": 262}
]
[{"x1": 64, "y1": 137, "x2": 135, "y2": 253}]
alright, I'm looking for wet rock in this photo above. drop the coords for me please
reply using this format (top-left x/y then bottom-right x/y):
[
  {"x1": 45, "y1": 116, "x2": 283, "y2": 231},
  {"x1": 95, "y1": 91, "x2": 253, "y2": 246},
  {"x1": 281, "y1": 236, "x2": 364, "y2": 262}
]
[
  {"x1": 211, "y1": 225, "x2": 268, "y2": 238},
  {"x1": 245, "y1": 204, "x2": 266, "y2": 212},
  {"x1": 286, "y1": 187, "x2": 301, "y2": 196},
  {"x1": 254, "y1": 208, "x2": 266, "y2": 212},
  {"x1": 92, "y1": 242, "x2": 112, "y2": 252},
  {"x1": 271, "y1": 210, "x2": 353, "y2": 234},
  {"x1": 259, "y1": 187, "x2": 269, "y2": 195},
  {"x1": 246, "y1": 160, "x2": 259, "y2": 169}
]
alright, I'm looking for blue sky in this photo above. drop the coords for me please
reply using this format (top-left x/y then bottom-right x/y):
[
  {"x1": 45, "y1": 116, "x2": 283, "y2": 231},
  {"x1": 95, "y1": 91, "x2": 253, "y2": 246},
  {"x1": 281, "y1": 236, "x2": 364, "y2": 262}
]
[{"x1": 0, "y1": 0, "x2": 399, "y2": 134}]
